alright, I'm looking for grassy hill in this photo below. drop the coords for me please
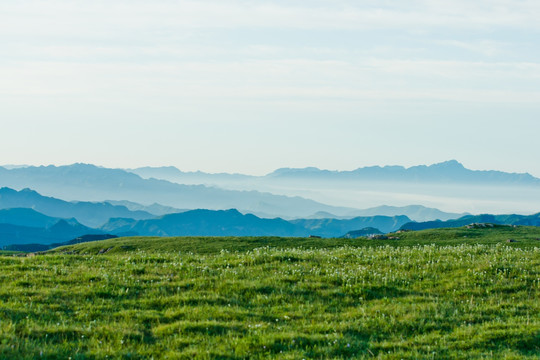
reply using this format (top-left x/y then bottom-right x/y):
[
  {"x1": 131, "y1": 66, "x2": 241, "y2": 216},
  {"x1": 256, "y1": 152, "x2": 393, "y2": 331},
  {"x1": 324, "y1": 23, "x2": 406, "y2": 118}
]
[
  {"x1": 51, "y1": 225, "x2": 540, "y2": 255},
  {"x1": 395, "y1": 224, "x2": 540, "y2": 246},
  {"x1": 0, "y1": 226, "x2": 538, "y2": 359}
]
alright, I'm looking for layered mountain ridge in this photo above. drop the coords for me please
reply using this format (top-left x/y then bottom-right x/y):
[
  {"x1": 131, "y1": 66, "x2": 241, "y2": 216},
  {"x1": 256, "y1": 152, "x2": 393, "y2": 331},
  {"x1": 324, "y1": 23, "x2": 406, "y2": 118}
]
[
  {"x1": 0, "y1": 206, "x2": 413, "y2": 247},
  {"x1": 0, "y1": 164, "x2": 354, "y2": 218},
  {"x1": 0, "y1": 187, "x2": 154, "y2": 227},
  {"x1": 131, "y1": 160, "x2": 540, "y2": 185},
  {"x1": 0, "y1": 160, "x2": 538, "y2": 250}
]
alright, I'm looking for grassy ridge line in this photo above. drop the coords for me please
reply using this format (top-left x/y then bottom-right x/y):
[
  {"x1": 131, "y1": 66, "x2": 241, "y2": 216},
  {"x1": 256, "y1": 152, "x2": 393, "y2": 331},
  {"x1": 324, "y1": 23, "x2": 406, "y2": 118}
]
[
  {"x1": 0, "y1": 250, "x2": 23, "y2": 256},
  {"x1": 49, "y1": 226, "x2": 540, "y2": 255}
]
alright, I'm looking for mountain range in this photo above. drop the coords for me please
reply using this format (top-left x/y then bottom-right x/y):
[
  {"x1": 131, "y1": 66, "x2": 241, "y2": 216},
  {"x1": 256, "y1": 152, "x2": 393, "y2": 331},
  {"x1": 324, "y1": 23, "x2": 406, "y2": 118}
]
[
  {"x1": 1, "y1": 203, "x2": 539, "y2": 250},
  {"x1": 0, "y1": 163, "x2": 483, "y2": 220},
  {"x1": 0, "y1": 164, "x2": 354, "y2": 218},
  {"x1": 309, "y1": 205, "x2": 465, "y2": 222},
  {"x1": 0, "y1": 160, "x2": 538, "y2": 249},
  {"x1": 2, "y1": 205, "x2": 539, "y2": 250},
  {"x1": 130, "y1": 160, "x2": 540, "y2": 186},
  {"x1": 0, "y1": 185, "x2": 464, "y2": 225},
  {"x1": 0, "y1": 187, "x2": 154, "y2": 227},
  {"x1": 99, "y1": 209, "x2": 411, "y2": 238},
  {"x1": 264, "y1": 160, "x2": 540, "y2": 184},
  {"x1": 104, "y1": 200, "x2": 185, "y2": 216},
  {"x1": 0, "y1": 208, "x2": 100, "y2": 246},
  {"x1": 0, "y1": 206, "x2": 412, "y2": 247},
  {"x1": 3, "y1": 160, "x2": 536, "y2": 219},
  {"x1": 401, "y1": 213, "x2": 540, "y2": 231},
  {"x1": 127, "y1": 160, "x2": 540, "y2": 215}
]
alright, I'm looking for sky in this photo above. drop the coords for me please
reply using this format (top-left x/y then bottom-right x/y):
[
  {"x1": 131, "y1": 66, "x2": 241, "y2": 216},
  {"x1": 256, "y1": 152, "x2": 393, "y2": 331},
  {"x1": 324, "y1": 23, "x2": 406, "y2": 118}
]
[{"x1": 1, "y1": 0, "x2": 540, "y2": 176}]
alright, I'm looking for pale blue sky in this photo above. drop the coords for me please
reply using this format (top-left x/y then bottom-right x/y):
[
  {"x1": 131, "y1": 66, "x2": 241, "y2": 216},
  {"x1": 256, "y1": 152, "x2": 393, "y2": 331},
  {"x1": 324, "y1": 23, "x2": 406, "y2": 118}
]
[{"x1": 1, "y1": 0, "x2": 539, "y2": 176}]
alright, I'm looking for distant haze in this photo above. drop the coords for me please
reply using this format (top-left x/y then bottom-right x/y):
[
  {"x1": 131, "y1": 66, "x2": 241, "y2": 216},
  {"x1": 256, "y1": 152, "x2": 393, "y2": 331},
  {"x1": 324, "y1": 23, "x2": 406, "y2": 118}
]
[
  {"x1": 129, "y1": 160, "x2": 540, "y2": 215},
  {"x1": 1, "y1": 1, "x2": 539, "y2": 177},
  {"x1": 1, "y1": 161, "x2": 538, "y2": 215}
]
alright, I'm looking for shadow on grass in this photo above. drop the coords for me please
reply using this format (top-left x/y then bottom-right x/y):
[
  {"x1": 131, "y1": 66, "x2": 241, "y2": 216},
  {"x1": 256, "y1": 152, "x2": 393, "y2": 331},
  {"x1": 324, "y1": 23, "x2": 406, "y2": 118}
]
[{"x1": 352, "y1": 285, "x2": 411, "y2": 300}]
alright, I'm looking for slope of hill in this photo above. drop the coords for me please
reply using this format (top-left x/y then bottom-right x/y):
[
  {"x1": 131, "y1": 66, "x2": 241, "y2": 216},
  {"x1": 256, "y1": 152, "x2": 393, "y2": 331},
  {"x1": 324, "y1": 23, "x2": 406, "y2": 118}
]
[
  {"x1": 0, "y1": 187, "x2": 155, "y2": 227},
  {"x1": 4, "y1": 230, "x2": 534, "y2": 359},
  {"x1": 51, "y1": 225, "x2": 540, "y2": 255},
  {"x1": 3, "y1": 234, "x2": 118, "y2": 252}
]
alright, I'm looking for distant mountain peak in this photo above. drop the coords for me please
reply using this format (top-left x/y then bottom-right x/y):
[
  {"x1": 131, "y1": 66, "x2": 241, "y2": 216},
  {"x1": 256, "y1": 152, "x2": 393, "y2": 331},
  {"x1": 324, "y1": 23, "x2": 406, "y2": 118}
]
[
  {"x1": 268, "y1": 167, "x2": 325, "y2": 176},
  {"x1": 428, "y1": 160, "x2": 465, "y2": 169},
  {"x1": 132, "y1": 165, "x2": 181, "y2": 172},
  {"x1": 20, "y1": 187, "x2": 40, "y2": 194},
  {"x1": 265, "y1": 160, "x2": 539, "y2": 185}
]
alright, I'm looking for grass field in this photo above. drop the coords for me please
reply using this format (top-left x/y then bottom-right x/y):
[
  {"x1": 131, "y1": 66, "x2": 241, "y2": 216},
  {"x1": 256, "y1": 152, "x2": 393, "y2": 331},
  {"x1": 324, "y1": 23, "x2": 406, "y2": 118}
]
[{"x1": 0, "y1": 226, "x2": 539, "y2": 359}]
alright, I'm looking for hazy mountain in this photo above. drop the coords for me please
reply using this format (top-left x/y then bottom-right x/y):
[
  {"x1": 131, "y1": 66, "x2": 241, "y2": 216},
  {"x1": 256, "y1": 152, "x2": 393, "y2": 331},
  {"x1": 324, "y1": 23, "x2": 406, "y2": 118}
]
[
  {"x1": 306, "y1": 211, "x2": 341, "y2": 219},
  {"x1": 0, "y1": 208, "x2": 71, "y2": 228},
  {"x1": 1, "y1": 165, "x2": 30, "y2": 170},
  {"x1": 291, "y1": 215, "x2": 410, "y2": 236},
  {"x1": 99, "y1": 210, "x2": 410, "y2": 238},
  {"x1": 104, "y1": 200, "x2": 185, "y2": 216},
  {"x1": 100, "y1": 209, "x2": 306, "y2": 237},
  {"x1": 125, "y1": 161, "x2": 540, "y2": 215},
  {"x1": 0, "y1": 164, "x2": 356, "y2": 218},
  {"x1": 346, "y1": 205, "x2": 466, "y2": 222},
  {"x1": 132, "y1": 161, "x2": 540, "y2": 185},
  {"x1": 0, "y1": 209, "x2": 102, "y2": 247},
  {"x1": 130, "y1": 166, "x2": 251, "y2": 185},
  {"x1": 99, "y1": 218, "x2": 140, "y2": 236},
  {"x1": 2, "y1": 205, "x2": 538, "y2": 248},
  {"x1": 3, "y1": 161, "x2": 539, "y2": 218},
  {"x1": 309, "y1": 205, "x2": 465, "y2": 222},
  {"x1": 267, "y1": 160, "x2": 540, "y2": 185},
  {"x1": 400, "y1": 213, "x2": 540, "y2": 231},
  {"x1": 0, "y1": 187, "x2": 155, "y2": 227}
]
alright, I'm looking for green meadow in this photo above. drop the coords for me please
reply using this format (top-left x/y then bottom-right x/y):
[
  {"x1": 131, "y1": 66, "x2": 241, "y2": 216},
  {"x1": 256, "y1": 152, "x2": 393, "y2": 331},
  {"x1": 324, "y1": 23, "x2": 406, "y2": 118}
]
[{"x1": 0, "y1": 226, "x2": 539, "y2": 359}]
